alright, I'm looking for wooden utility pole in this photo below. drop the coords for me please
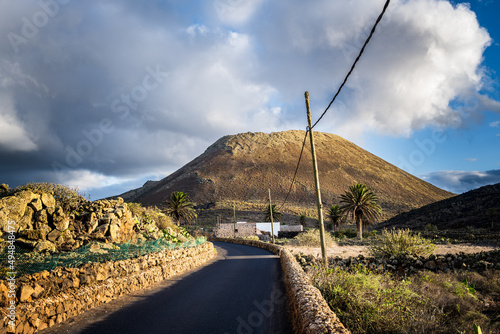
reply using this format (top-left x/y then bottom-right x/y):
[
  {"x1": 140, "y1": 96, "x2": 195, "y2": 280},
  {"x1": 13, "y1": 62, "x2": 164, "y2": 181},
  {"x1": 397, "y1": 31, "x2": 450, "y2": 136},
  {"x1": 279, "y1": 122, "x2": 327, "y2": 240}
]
[
  {"x1": 233, "y1": 202, "x2": 237, "y2": 237},
  {"x1": 268, "y1": 189, "x2": 275, "y2": 243},
  {"x1": 305, "y1": 91, "x2": 327, "y2": 266}
]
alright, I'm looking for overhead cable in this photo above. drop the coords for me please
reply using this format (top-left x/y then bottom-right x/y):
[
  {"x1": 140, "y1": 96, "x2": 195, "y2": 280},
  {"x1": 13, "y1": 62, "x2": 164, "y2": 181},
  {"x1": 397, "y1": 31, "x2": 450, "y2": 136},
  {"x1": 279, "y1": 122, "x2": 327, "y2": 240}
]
[{"x1": 311, "y1": 0, "x2": 391, "y2": 129}]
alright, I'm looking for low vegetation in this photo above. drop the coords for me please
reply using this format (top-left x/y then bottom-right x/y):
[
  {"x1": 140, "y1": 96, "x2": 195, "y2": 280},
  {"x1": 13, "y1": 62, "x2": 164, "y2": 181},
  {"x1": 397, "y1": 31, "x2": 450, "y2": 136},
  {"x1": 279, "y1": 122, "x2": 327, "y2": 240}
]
[
  {"x1": 369, "y1": 228, "x2": 436, "y2": 258},
  {"x1": 128, "y1": 202, "x2": 191, "y2": 242},
  {"x1": 312, "y1": 266, "x2": 499, "y2": 333},
  {"x1": 128, "y1": 203, "x2": 176, "y2": 230},
  {"x1": 291, "y1": 229, "x2": 336, "y2": 247}
]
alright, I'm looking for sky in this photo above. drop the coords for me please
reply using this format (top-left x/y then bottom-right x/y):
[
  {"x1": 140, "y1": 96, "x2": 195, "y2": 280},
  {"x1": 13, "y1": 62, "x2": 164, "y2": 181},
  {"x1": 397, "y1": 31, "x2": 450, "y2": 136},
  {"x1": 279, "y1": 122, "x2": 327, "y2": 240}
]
[{"x1": 0, "y1": 0, "x2": 499, "y2": 200}]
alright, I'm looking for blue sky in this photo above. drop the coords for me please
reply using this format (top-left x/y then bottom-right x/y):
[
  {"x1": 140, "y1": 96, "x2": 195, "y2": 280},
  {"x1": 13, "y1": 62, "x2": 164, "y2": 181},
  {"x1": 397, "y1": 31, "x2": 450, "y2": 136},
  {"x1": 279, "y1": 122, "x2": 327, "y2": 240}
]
[{"x1": 0, "y1": 0, "x2": 499, "y2": 200}]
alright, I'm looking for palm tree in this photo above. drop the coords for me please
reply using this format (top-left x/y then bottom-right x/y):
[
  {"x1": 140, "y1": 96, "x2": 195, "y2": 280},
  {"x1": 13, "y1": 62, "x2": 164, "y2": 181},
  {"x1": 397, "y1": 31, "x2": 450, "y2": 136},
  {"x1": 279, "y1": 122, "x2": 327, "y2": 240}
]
[
  {"x1": 164, "y1": 191, "x2": 197, "y2": 226},
  {"x1": 264, "y1": 204, "x2": 283, "y2": 222},
  {"x1": 327, "y1": 205, "x2": 343, "y2": 232},
  {"x1": 340, "y1": 183, "x2": 381, "y2": 240}
]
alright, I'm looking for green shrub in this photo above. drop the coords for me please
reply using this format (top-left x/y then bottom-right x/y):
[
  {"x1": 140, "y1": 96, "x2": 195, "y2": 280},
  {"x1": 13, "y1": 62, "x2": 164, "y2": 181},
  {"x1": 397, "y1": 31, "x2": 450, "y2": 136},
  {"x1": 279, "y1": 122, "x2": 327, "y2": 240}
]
[
  {"x1": 333, "y1": 228, "x2": 357, "y2": 239},
  {"x1": 369, "y1": 228, "x2": 436, "y2": 258},
  {"x1": 424, "y1": 223, "x2": 439, "y2": 233},
  {"x1": 292, "y1": 229, "x2": 336, "y2": 247},
  {"x1": 128, "y1": 203, "x2": 176, "y2": 231}
]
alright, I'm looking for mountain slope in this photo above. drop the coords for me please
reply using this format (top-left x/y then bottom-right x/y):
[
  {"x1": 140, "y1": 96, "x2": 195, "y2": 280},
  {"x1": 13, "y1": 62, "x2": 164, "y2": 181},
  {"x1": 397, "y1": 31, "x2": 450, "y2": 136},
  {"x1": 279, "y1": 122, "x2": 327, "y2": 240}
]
[
  {"x1": 376, "y1": 182, "x2": 500, "y2": 230},
  {"x1": 118, "y1": 130, "x2": 454, "y2": 217}
]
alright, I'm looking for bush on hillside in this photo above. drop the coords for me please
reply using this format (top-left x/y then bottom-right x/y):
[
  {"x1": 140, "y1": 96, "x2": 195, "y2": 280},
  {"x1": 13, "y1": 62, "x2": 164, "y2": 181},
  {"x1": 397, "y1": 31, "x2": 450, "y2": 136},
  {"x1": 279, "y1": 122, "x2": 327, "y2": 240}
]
[
  {"x1": 128, "y1": 203, "x2": 177, "y2": 231},
  {"x1": 369, "y1": 228, "x2": 436, "y2": 258},
  {"x1": 292, "y1": 229, "x2": 336, "y2": 247}
]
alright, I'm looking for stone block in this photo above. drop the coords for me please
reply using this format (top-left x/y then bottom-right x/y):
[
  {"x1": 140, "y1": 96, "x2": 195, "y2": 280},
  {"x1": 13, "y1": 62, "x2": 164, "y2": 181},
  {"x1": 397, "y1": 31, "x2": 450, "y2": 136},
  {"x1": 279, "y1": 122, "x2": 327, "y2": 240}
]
[
  {"x1": 18, "y1": 284, "x2": 35, "y2": 303},
  {"x1": 28, "y1": 198, "x2": 43, "y2": 212},
  {"x1": 34, "y1": 241, "x2": 56, "y2": 253},
  {"x1": 53, "y1": 217, "x2": 69, "y2": 232},
  {"x1": 41, "y1": 193, "x2": 55, "y2": 208},
  {"x1": 47, "y1": 230, "x2": 61, "y2": 242}
]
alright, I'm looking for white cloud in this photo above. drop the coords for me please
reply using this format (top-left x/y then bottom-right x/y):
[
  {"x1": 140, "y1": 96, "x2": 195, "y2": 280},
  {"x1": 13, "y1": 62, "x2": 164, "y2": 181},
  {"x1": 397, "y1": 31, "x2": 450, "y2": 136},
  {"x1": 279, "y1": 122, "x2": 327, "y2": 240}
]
[
  {"x1": 464, "y1": 158, "x2": 478, "y2": 162},
  {"x1": 213, "y1": 0, "x2": 266, "y2": 25},
  {"x1": 490, "y1": 121, "x2": 500, "y2": 127},
  {"x1": 54, "y1": 169, "x2": 125, "y2": 193},
  {"x1": 187, "y1": 24, "x2": 208, "y2": 37},
  {"x1": 317, "y1": 0, "x2": 491, "y2": 135},
  {"x1": 0, "y1": 94, "x2": 37, "y2": 152}
]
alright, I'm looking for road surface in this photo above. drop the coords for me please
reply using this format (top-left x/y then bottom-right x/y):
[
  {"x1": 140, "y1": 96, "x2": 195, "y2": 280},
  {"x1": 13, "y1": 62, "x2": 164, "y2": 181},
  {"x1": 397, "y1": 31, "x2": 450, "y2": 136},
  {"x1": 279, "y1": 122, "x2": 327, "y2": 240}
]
[{"x1": 43, "y1": 241, "x2": 292, "y2": 334}]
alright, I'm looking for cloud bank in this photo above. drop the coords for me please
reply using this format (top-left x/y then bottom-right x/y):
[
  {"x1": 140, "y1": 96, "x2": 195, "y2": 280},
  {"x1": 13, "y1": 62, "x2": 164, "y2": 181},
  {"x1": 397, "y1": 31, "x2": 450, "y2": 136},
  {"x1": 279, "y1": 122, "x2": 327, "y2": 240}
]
[
  {"x1": 0, "y1": 0, "x2": 496, "y2": 197},
  {"x1": 422, "y1": 169, "x2": 500, "y2": 194}
]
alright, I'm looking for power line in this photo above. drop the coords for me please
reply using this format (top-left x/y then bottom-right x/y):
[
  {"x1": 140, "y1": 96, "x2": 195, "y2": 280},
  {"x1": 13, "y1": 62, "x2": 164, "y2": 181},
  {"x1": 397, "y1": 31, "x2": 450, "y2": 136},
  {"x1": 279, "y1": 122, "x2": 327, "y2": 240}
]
[
  {"x1": 277, "y1": 0, "x2": 391, "y2": 212},
  {"x1": 277, "y1": 129, "x2": 308, "y2": 212},
  {"x1": 311, "y1": 0, "x2": 391, "y2": 129}
]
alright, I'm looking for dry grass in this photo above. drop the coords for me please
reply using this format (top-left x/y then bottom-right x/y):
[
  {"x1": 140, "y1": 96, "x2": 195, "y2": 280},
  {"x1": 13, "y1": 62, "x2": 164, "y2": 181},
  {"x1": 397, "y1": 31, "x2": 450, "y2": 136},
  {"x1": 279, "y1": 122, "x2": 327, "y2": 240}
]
[
  {"x1": 291, "y1": 229, "x2": 336, "y2": 247},
  {"x1": 312, "y1": 266, "x2": 500, "y2": 333}
]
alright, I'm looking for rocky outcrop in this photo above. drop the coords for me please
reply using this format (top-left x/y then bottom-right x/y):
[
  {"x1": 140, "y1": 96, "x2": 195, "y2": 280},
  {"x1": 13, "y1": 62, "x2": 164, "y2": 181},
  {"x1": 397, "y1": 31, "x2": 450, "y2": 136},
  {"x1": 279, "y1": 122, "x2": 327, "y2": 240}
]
[
  {"x1": 0, "y1": 242, "x2": 215, "y2": 333},
  {"x1": 0, "y1": 191, "x2": 160, "y2": 252}
]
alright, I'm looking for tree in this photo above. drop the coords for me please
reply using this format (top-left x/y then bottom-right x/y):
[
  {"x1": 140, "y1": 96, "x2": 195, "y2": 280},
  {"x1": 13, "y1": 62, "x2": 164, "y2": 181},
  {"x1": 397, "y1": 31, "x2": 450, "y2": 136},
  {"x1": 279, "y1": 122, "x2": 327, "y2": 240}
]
[
  {"x1": 298, "y1": 215, "x2": 306, "y2": 226},
  {"x1": 327, "y1": 205, "x2": 343, "y2": 231},
  {"x1": 488, "y1": 208, "x2": 497, "y2": 229},
  {"x1": 340, "y1": 183, "x2": 381, "y2": 240},
  {"x1": 264, "y1": 204, "x2": 283, "y2": 222},
  {"x1": 164, "y1": 191, "x2": 197, "y2": 226}
]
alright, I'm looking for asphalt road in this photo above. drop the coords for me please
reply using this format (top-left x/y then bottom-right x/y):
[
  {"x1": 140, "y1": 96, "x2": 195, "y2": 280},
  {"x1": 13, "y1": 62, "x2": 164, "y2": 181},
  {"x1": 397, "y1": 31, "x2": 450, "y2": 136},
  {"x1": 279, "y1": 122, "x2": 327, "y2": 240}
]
[{"x1": 71, "y1": 241, "x2": 292, "y2": 334}]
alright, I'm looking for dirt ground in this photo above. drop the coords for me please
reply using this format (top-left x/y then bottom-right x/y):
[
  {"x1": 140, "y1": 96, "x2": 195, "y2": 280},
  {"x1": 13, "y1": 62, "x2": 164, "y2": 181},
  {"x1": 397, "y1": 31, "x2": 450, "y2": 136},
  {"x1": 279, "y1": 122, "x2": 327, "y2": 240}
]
[{"x1": 284, "y1": 244, "x2": 499, "y2": 258}]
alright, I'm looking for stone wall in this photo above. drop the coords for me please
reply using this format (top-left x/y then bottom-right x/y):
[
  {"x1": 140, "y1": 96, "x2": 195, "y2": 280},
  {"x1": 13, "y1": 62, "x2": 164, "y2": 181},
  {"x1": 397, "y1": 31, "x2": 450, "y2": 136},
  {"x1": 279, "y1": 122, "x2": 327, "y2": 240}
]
[
  {"x1": 210, "y1": 237, "x2": 350, "y2": 334},
  {"x1": 0, "y1": 242, "x2": 216, "y2": 334},
  {"x1": 280, "y1": 225, "x2": 303, "y2": 232},
  {"x1": 214, "y1": 223, "x2": 257, "y2": 238},
  {"x1": 296, "y1": 250, "x2": 500, "y2": 276}
]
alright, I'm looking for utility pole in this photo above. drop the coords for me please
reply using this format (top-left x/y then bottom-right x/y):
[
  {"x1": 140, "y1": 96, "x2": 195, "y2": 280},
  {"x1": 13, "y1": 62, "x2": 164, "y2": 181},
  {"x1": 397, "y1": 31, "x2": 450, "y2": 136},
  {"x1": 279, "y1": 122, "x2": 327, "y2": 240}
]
[
  {"x1": 268, "y1": 189, "x2": 275, "y2": 243},
  {"x1": 233, "y1": 202, "x2": 236, "y2": 237},
  {"x1": 305, "y1": 91, "x2": 327, "y2": 266}
]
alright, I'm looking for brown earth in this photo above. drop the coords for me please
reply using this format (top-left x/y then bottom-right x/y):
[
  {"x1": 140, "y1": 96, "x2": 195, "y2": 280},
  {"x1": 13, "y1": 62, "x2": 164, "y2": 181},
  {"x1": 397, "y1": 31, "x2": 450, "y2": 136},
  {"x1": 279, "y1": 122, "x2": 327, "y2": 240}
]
[{"x1": 117, "y1": 130, "x2": 453, "y2": 219}]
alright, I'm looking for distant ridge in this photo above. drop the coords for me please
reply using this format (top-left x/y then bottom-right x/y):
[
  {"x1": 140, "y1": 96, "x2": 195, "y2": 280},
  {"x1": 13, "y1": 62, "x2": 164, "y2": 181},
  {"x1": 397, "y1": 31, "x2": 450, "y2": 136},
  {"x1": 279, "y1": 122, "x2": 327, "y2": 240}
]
[
  {"x1": 117, "y1": 130, "x2": 454, "y2": 217},
  {"x1": 377, "y1": 182, "x2": 500, "y2": 230}
]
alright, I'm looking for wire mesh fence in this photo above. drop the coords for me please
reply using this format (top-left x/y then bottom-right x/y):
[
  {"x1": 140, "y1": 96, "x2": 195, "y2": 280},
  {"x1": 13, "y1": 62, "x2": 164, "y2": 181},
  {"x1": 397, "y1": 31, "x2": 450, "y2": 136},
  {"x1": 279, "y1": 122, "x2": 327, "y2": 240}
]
[{"x1": 0, "y1": 236, "x2": 207, "y2": 279}]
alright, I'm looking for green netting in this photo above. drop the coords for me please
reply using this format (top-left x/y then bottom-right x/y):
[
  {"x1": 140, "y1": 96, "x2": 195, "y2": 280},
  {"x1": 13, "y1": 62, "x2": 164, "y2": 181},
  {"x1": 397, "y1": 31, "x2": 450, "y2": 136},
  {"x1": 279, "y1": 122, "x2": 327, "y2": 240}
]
[{"x1": 0, "y1": 236, "x2": 207, "y2": 279}]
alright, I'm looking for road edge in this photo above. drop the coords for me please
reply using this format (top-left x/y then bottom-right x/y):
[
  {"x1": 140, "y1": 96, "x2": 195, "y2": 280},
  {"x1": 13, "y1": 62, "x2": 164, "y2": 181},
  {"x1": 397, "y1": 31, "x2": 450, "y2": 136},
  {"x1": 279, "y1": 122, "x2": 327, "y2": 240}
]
[{"x1": 209, "y1": 237, "x2": 350, "y2": 334}]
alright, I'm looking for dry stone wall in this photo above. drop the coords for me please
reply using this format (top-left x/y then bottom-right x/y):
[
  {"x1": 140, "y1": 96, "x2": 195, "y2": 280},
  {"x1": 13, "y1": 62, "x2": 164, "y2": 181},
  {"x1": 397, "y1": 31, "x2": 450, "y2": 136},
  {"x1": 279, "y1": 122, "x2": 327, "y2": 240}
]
[
  {"x1": 296, "y1": 250, "x2": 500, "y2": 276},
  {"x1": 0, "y1": 242, "x2": 215, "y2": 334},
  {"x1": 210, "y1": 237, "x2": 350, "y2": 334},
  {"x1": 215, "y1": 223, "x2": 257, "y2": 238}
]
